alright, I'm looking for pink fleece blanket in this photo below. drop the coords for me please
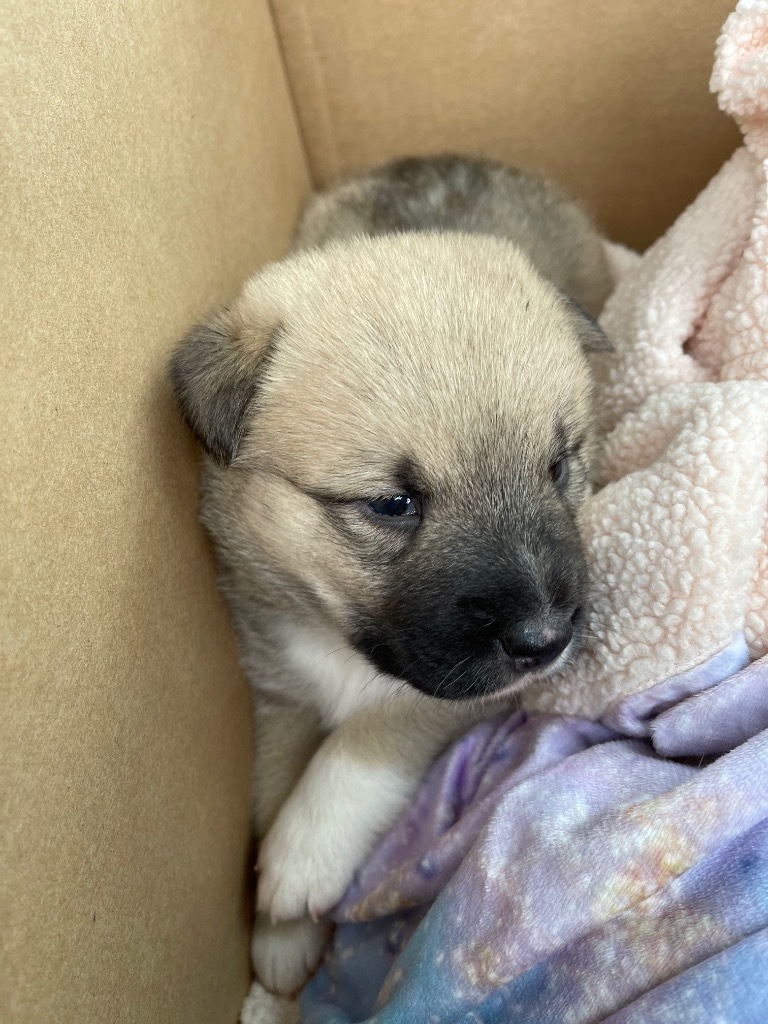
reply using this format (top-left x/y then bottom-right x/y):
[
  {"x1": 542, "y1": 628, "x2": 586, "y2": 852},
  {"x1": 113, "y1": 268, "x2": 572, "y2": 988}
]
[{"x1": 525, "y1": 0, "x2": 768, "y2": 719}]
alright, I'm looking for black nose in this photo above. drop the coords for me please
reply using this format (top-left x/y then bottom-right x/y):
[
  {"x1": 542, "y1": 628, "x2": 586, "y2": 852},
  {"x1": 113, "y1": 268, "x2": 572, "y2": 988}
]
[{"x1": 500, "y1": 611, "x2": 576, "y2": 671}]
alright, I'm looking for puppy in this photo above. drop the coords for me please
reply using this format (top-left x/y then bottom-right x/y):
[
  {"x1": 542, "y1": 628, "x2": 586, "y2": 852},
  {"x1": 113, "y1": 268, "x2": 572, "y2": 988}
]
[
  {"x1": 292, "y1": 155, "x2": 611, "y2": 316},
  {"x1": 169, "y1": 155, "x2": 612, "y2": 998}
]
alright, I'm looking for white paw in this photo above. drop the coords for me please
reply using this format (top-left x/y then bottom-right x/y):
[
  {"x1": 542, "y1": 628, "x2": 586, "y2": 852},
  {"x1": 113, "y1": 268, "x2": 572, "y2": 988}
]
[
  {"x1": 257, "y1": 805, "x2": 362, "y2": 921},
  {"x1": 240, "y1": 977, "x2": 299, "y2": 1024},
  {"x1": 257, "y1": 738, "x2": 418, "y2": 922},
  {"x1": 251, "y1": 913, "x2": 330, "y2": 998}
]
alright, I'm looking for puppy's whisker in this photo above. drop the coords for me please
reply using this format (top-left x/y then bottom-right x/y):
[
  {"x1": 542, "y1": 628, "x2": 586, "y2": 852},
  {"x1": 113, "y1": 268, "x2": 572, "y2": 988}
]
[
  {"x1": 314, "y1": 646, "x2": 350, "y2": 667},
  {"x1": 382, "y1": 658, "x2": 424, "y2": 707},
  {"x1": 358, "y1": 670, "x2": 383, "y2": 698},
  {"x1": 428, "y1": 655, "x2": 473, "y2": 702}
]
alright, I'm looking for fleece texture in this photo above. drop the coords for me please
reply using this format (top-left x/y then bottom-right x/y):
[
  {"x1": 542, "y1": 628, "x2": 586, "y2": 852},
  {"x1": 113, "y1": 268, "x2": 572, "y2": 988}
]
[{"x1": 525, "y1": 0, "x2": 768, "y2": 718}]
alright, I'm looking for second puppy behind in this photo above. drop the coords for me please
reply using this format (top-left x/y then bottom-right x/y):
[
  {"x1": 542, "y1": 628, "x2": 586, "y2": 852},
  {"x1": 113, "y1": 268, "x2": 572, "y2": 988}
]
[
  {"x1": 169, "y1": 154, "x2": 613, "y2": 998},
  {"x1": 293, "y1": 154, "x2": 612, "y2": 315}
]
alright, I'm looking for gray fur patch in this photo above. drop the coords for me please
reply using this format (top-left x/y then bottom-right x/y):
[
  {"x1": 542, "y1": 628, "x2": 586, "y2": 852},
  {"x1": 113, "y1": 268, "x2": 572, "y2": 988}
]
[
  {"x1": 168, "y1": 318, "x2": 281, "y2": 465},
  {"x1": 292, "y1": 154, "x2": 613, "y2": 315}
]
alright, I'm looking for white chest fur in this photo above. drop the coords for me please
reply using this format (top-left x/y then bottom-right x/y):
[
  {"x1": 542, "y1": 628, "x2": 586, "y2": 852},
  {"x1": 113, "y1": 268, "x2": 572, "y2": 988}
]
[{"x1": 276, "y1": 621, "x2": 404, "y2": 729}]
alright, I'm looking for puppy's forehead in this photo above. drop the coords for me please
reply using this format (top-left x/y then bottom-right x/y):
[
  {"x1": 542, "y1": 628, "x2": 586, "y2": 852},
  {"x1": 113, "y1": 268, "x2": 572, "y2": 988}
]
[{"x1": 244, "y1": 234, "x2": 591, "y2": 484}]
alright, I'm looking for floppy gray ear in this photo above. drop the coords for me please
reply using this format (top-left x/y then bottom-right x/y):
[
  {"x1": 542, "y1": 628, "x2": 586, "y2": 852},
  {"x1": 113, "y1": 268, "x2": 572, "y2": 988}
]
[
  {"x1": 168, "y1": 309, "x2": 278, "y2": 465},
  {"x1": 562, "y1": 296, "x2": 614, "y2": 353}
]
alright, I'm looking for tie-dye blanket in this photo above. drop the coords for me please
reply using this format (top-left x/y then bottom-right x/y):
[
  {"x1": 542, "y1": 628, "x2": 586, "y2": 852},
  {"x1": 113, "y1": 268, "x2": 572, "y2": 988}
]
[{"x1": 301, "y1": 642, "x2": 768, "y2": 1023}]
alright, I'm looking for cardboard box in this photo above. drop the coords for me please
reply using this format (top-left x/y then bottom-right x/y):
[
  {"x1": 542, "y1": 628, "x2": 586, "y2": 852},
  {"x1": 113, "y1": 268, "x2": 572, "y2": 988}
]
[{"x1": 1, "y1": 1, "x2": 739, "y2": 1020}]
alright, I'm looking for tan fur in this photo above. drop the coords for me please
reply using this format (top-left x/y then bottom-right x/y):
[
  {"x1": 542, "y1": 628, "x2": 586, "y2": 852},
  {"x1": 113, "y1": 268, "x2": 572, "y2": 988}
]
[
  {"x1": 169, "y1": 166, "x2": 611, "y2": 999},
  {"x1": 204, "y1": 234, "x2": 596, "y2": 641}
]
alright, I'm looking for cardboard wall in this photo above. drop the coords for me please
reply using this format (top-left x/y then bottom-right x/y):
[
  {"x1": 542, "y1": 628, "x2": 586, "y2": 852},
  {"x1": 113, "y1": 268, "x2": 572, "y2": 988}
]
[
  {"x1": 272, "y1": 0, "x2": 741, "y2": 250},
  {"x1": 1, "y1": 1, "x2": 310, "y2": 1021}
]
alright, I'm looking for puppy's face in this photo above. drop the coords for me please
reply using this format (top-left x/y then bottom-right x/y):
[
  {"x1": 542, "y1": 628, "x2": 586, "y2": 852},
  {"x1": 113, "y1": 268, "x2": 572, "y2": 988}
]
[{"x1": 170, "y1": 233, "x2": 609, "y2": 701}]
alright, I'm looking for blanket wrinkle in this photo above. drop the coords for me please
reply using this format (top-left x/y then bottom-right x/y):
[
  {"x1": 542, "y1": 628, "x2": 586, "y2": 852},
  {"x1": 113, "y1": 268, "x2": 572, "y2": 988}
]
[{"x1": 301, "y1": 697, "x2": 768, "y2": 1024}]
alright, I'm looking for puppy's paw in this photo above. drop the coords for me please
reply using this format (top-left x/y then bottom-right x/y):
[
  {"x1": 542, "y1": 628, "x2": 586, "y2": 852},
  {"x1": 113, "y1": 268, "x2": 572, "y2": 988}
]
[
  {"x1": 251, "y1": 913, "x2": 330, "y2": 998},
  {"x1": 257, "y1": 810, "x2": 361, "y2": 921},
  {"x1": 240, "y1": 976, "x2": 299, "y2": 1024},
  {"x1": 256, "y1": 737, "x2": 420, "y2": 921}
]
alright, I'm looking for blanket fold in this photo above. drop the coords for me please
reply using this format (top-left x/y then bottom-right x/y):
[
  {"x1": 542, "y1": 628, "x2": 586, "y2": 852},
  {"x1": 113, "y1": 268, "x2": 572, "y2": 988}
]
[{"x1": 302, "y1": 653, "x2": 768, "y2": 1023}]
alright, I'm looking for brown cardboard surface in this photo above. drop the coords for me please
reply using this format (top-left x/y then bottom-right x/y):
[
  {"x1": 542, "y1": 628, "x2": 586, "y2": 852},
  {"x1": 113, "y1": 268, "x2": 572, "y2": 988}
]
[
  {"x1": 271, "y1": 0, "x2": 741, "y2": 250},
  {"x1": 0, "y1": 0, "x2": 309, "y2": 1021}
]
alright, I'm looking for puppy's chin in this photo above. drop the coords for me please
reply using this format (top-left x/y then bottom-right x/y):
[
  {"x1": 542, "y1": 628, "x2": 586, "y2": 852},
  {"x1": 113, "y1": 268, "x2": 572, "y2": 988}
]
[{"x1": 351, "y1": 625, "x2": 584, "y2": 703}]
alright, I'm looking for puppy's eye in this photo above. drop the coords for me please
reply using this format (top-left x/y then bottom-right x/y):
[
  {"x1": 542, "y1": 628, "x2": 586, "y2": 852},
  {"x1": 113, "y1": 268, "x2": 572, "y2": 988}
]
[
  {"x1": 367, "y1": 494, "x2": 421, "y2": 518},
  {"x1": 550, "y1": 456, "x2": 570, "y2": 489}
]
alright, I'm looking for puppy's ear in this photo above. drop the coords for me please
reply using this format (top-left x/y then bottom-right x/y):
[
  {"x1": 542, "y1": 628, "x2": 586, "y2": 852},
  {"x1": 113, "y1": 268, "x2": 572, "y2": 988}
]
[
  {"x1": 562, "y1": 296, "x2": 614, "y2": 353},
  {"x1": 168, "y1": 308, "x2": 279, "y2": 465}
]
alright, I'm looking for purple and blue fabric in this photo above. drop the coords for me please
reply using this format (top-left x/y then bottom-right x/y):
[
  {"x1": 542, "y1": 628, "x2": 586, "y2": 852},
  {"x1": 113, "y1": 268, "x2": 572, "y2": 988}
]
[{"x1": 301, "y1": 637, "x2": 768, "y2": 1023}]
